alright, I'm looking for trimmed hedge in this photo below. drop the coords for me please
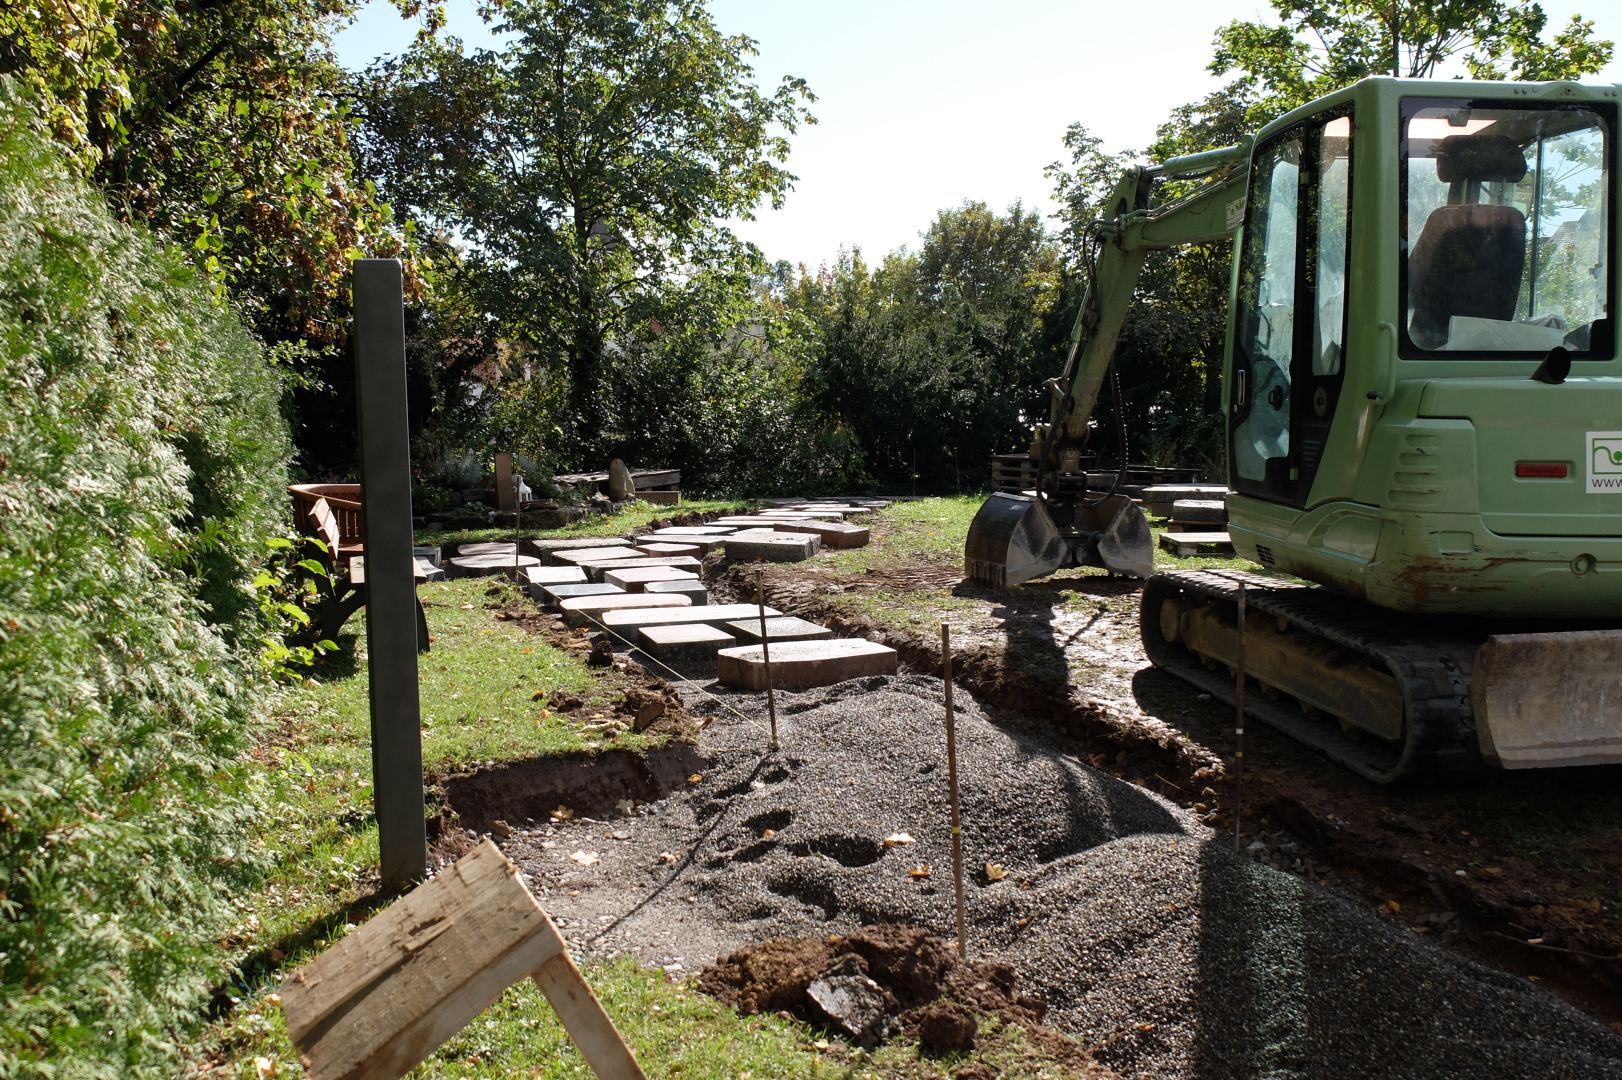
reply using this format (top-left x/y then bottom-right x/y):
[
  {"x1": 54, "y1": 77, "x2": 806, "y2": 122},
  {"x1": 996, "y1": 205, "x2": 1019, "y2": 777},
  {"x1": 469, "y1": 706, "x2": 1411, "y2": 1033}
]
[{"x1": 0, "y1": 78, "x2": 291, "y2": 1075}]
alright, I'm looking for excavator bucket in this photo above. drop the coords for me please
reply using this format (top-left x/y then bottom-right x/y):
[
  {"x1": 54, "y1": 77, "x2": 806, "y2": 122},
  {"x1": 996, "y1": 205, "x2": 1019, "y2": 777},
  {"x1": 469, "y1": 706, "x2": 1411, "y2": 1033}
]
[
  {"x1": 1071, "y1": 493, "x2": 1155, "y2": 579},
  {"x1": 965, "y1": 492, "x2": 1065, "y2": 587}
]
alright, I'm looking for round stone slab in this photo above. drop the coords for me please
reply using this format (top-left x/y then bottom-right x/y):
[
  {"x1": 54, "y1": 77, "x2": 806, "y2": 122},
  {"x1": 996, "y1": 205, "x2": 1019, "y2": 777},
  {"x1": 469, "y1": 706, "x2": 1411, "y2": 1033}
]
[
  {"x1": 457, "y1": 541, "x2": 518, "y2": 556},
  {"x1": 716, "y1": 639, "x2": 899, "y2": 690},
  {"x1": 556, "y1": 546, "x2": 650, "y2": 566},
  {"x1": 644, "y1": 579, "x2": 708, "y2": 605}
]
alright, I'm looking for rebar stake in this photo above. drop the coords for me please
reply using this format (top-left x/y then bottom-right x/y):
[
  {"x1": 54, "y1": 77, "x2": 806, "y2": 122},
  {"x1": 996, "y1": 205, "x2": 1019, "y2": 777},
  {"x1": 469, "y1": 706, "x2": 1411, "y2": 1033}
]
[
  {"x1": 1233, "y1": 585, "x2": 1247, "y2": 853},
  {"x1": 943, "y1": 623, "x2": 967, "y2": 961},
  {"x1": 757, "y1": 566, "x2": 778, "y2": 750}
]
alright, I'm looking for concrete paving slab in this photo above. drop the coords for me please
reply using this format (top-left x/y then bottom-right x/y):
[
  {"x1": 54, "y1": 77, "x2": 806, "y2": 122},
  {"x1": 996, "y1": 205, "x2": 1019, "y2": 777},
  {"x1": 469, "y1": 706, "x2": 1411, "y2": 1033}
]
[
  {"x1": 644, "y1": 579, "x2": 708, "y2": 605},
  {"x1": 445, "y1": 552, "x2": 540, "y2": 578},
  {"x1": 723, "y1": 532, "x2": 820, "y2": 562},
  {"x1": 716, "y1": 638, "x2": 899, "y2": 690},
  {"x1": 724, "y1": 616, "x2": 835, "y2": 644},
  {"x1": 599, "y1": 602, "x2": 782, "y2": 635},
  {"x1": 555, "y1": 545, "x2": 648, "y2": 567},
  {"x1": 522, "y1": 564, "x2": 588, "y2": 601},
  {"x1": 769, "y1": 519, "x2": 869, "y2": 549},
  {"x1": 414, "y1": 545, "x2": 443, "y2": 567},
  {"x1": 583, "y1": 555, "x2": 702, "y2": 582},
  {"x1": 526, "y1": 536, "x2": 634, "y2": 564},
  {"x1": 636, "y1": 541, "x2": 703, "y2": 558},
  {"x1": 638, "y1": 622, "x2": 735, "y2": 661},
  {"x1": 1169, "y1": 499, "x2": 1226, "y2": 524},
  {"x1": 559, "y1": 592, "x2": 690, "y2": 628},
  {"x1": 540, "y1": 582, "x2": 622, "y2": 610},
  {"x1": 603, "y1": 565, "x2": 700, "y2": 592},
  {"x1": 652, "y1": 525, "x2": 735, "y2": 536},
  {"x1": 457, "y1": 540, "x2": 519, "y2": 556}
]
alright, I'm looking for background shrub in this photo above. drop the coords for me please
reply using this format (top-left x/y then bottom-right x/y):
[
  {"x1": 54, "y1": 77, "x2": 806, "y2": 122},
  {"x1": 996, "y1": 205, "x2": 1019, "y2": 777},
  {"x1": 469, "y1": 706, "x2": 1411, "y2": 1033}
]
[{"x1": 0, "y1": 78, "x2": 291, "y2": 1075}]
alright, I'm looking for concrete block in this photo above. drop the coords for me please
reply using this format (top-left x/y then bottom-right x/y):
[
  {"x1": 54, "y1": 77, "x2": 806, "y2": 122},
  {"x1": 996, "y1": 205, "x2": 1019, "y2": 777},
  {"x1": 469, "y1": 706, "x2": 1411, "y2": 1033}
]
[
  {"x1": 723, "y1": 532, "x2": 820, "y2": 562},
  {"x1": 638, "y1": 622, "x2": 734, "y2": 661},
  {"x1": 540, "y1": 582, "x2": 622, "y2": 610},
  {"x1": 555, "y1": 546, "x2": 649, "y2": 567},
  {"x1": 522, "y1": 565, "x2": 588, "y2": 601},
  {"x1": 769, "y1": 519, "x2": 868, "y2": 549},
  {"x1": 716, "y1": 639, "x2": 899, "y2": 690},
  {"x1": 724, "y1": 616, "x2": 835, "y2": 644},
  {"x1": 639, "y1": 490, "x2": 682, "y2": 505},
  {"x1": 445, "y1": 552, "x2": 540, "y2": 578},
  {"x1": 526, "y1": 536, "x2": 633, "y2": 564},
  {"x1": 652, "y1": 526, "x2": 734, "y2": 536},
  {"x1": 559, "y1": 592, "x2": 690, "y2": 628},
  {"x1": 1169, "y1": 499, "x2": 1227, "y2": 524},
  {"x1": 457, "y1": 540, "x2": 519, "y2": 556},
  {"x1": 583, "y1": 555, "x2": 702, "y2": 582},
  {"x1": 413, "y1": 545, "x2": 443, "y2": 568},
  {"x1": 603, "y1": 566, "x2": 700, "y2": 592},
  {"x1": 601, "y1": 602, "x2": 782, "y2": 635},
  {"x1": 636, "y1": 541, "x2": 703, "y2": 558},
  {"x1": 644, "y1": 579, "x2": 708, "y2": 605}
]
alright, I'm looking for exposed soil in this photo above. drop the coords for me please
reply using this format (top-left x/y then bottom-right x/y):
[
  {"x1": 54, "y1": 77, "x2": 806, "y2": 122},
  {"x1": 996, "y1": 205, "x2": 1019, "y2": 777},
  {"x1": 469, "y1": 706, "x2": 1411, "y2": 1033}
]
[
  {"x1": 489, "y1": 674, "x2": 1622, "y2": 1079},
  {"x1": 717, "y1": 553, "x2": 1622, "y2": 1029}
]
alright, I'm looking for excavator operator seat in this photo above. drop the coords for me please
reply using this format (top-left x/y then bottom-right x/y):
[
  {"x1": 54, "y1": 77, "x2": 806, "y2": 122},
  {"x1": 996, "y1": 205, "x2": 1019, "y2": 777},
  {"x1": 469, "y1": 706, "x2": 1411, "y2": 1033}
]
[
  {"x1": 1407, "y1": 203, "x2": 1527, "y2": 350},
  {"x1": 1408, "y1": 132, "x2": 1531, "y2": 350}
]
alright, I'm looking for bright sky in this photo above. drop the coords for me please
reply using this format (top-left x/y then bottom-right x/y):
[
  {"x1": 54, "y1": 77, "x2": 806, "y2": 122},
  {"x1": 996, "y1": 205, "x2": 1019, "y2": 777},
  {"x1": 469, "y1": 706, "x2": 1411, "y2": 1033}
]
[{"x1": 334, "y1": 1, "x2": 1622, "y2": 270}]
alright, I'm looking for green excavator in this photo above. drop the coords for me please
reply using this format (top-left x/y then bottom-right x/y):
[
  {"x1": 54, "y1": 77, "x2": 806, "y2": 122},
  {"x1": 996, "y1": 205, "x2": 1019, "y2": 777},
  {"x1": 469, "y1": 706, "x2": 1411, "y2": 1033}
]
[{"x1": 965, "y1": 76, "x2": 1621, "y2": 782}]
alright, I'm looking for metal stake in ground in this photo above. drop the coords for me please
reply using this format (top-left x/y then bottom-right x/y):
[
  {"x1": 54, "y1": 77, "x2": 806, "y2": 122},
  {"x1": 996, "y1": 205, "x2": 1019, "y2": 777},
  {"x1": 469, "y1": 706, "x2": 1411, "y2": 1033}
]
[
  {"x1": 1233, "y1": 584, "x2": 1247, "y2": 853},
  {"x1": 942, "y1": 623, "x2": 968, "y2": 961},
  {"x1": 756, "y1": 565, "x2": 779, "y2": 750}
]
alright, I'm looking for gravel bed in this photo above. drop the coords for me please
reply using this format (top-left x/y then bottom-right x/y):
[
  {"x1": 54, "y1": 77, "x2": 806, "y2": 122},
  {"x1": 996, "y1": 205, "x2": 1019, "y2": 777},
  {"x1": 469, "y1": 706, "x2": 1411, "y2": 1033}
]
[{"x1": 505, "y1": 675, "x2": 1622, "y2": 1079}]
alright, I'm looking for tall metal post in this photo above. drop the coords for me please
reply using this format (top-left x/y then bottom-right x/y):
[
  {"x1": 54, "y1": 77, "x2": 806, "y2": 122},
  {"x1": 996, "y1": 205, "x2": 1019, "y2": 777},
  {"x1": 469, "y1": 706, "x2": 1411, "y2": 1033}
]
[{"x1": 353, "y1": 259, "x2": 427, "y2": 888}]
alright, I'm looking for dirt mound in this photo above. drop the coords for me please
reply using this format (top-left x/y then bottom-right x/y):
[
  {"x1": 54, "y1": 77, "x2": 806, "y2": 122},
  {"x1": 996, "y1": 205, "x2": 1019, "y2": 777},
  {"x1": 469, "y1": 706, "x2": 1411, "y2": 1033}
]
[{"x1": 700, "y1": 924, "x2": 1048, "y2": 1050}]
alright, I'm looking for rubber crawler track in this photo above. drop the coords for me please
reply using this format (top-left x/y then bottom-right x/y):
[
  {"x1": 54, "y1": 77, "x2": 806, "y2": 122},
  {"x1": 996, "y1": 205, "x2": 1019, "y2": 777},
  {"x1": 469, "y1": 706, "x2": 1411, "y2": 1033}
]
[{"x1": 1141, "y1": 569, "x2": 1482, "y2": 784}]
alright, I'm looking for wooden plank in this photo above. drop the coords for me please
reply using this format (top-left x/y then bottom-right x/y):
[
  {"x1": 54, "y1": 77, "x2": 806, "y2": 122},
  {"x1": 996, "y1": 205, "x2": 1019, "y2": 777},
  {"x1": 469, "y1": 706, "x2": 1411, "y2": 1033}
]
[
  {"x1": 533, "y1": 953, "x2": 646, "y2": 1079},
  {"x1": 282, "y1": 840, "x2": 643, "y2": 1080}
]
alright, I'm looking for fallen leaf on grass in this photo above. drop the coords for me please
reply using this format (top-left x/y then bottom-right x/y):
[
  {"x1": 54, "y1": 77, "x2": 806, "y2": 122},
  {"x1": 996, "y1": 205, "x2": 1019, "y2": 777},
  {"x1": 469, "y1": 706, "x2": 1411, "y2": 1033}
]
[
  {"x1": 985, "y1": 862, "x2": 1010, "y2": 882},
  {"x1": 883, "y1": 832, "x2": 915, "y2": 847},
  {"x1": 908, "y1": 865, "x2": 932, "y2": 879},
  {"x1": 812, "y1": 1039, "x2": 830, "y2": 1051},
  {"x1": 531, "y1": 689, "x2": 546, "y2": 701},
  {"x1": 569, "y1": 850, "x2": 600, "y2": 867},
  {"x1": 460, "y1": 603, "x2": 475, "y2": 610}
]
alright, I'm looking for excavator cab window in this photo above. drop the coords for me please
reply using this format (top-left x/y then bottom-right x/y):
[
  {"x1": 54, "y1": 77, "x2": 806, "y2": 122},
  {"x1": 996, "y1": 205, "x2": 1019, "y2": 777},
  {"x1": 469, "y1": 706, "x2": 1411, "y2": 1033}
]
[
  {"x1": 1401, "y1": 100, "x2": 1614, "y2": 358},
  {"x1": 1231, "y1": 112, "x2": 1353, "y2": 506}
]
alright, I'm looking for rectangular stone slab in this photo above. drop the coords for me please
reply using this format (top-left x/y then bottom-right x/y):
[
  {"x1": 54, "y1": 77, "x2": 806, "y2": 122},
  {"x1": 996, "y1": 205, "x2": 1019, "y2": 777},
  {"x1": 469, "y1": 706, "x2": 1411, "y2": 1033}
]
[
  {"x1": 584, "y1": 555, "x2": 702, "y2": 582},
  {"x1": 644, "y1": 579, "x2": 708, "y2": 605},
  {"x1": 636, "y1": 541, "x2": 703, "y2": 558},
  {"x1": 540, "y1": 582, "x2": 623, "y2": 610},
  {"x1": 724, "y1": 616, "x2": 835, "y2": 643},
  {"x1": 603, "y1": 566, "x2": 699, "y2": 592},
  {"x1": 723, "y1": 533, "x2": 820, "y2": 562},
  {"x1": 559, "y1": 592, "x2": 690, "y2": 628},
  {"x1": 717, "y1": 639, "x2": 899, "y2": 690},
  {"x1": 523, "y1": 565, "x2": 588, "y2": 601},
  {"x1": 769, "y1": 519, "x2": 869, "y2": 549},
  {"x1": 638, "y1": 622, "x2": 735, "y2": 661},
  {"x1": 526, "y1": 536, "x2": 633, "y2": 563},
  {"x1": 599, "y1": 602, "x2": 782, "y2": 635},
  {"x1": 652, "y1": 525, "x2": 734, "y2": 536},
  {"x1": 555, "y1": 546, "x2": 649, "y2": 567}
]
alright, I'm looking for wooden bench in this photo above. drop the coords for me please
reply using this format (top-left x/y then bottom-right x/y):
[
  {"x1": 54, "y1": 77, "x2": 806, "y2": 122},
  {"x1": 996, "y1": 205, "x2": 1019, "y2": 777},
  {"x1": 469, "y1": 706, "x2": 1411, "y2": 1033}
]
[{"x1": 289, "y1": 484, "x2": 430, "y2": 652}]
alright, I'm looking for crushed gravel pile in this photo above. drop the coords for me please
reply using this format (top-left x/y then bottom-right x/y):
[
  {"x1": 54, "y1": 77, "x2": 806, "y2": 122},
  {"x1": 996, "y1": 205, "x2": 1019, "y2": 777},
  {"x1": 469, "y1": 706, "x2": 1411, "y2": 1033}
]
[{"x1": 506, "y1": 675, "x2": 1622, "y2": 1079}]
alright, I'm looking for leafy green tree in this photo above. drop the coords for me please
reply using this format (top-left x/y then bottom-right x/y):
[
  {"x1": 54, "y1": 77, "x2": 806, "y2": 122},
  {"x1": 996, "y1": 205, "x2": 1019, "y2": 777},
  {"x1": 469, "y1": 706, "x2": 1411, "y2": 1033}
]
[
  {"x1": 0, "y1": 1, "x2": 429, "y2": 354},
  {"x1": 358, "y1": 0, "x2": 814, "y2": 453},
  {"x1": 1212, "y1": 1, "x2": 1614, "y2": 121}
]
